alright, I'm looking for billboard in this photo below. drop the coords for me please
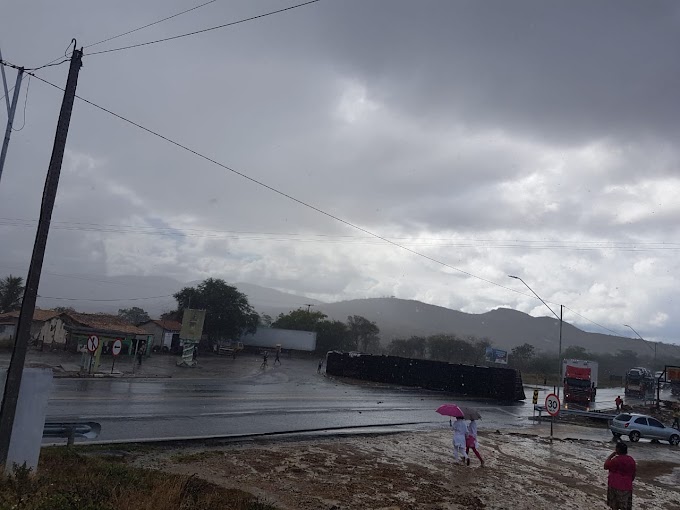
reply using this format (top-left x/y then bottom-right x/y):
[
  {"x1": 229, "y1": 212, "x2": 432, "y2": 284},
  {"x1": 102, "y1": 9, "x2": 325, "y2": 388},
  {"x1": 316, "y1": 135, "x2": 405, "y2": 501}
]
[
  {"x1": 485, "y1": 347, "x2": 508, "y2": 364},
  {"x1": 667, "y1": 366, "x2": 680, "y2": 382},
  {"x1": 180, "y1": 309, "x2": 206, "y2": 341}
]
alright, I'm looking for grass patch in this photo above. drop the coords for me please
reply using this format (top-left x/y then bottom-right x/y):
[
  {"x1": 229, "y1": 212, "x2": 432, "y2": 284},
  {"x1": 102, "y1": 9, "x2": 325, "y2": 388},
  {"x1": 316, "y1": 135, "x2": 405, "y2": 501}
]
[{"x1": 0, "y1": 449, "x2": 276, "y2": 510}]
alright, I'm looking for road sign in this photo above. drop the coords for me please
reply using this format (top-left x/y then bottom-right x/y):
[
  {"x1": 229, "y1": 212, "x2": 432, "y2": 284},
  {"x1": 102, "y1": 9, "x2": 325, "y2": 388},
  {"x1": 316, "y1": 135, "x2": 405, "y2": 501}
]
[
  {"x1": 86, "y1": 335, "x2": 99, "y2": 354},
  {"x1": 545, "y1": 393, "x2": 561, "y2": 416},
  {"x1": 111, "y1": 339, "x2": 122, "y2": 357},
  {"x1": 532, "y1": 389, "x2": 539, "y2": 405}
]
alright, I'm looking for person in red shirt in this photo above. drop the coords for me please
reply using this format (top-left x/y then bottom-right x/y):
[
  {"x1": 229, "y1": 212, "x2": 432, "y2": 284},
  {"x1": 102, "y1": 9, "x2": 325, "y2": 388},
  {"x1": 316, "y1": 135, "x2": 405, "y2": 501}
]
[
  {"x1": 604, "y1": 442, "x2": 636, "y2": 510},
  {"x1": 615, "y1": 396, "x2": 623, "y2": 412}
]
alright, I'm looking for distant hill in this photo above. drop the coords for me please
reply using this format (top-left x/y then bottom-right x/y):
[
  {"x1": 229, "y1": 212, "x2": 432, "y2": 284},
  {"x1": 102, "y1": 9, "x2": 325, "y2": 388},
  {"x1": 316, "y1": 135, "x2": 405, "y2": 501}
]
[
  {"x1": 34, "y1": 274, "x2": 678, "y2": 358},
  {"x1": 317, "y1": 297, "x2": 680, "y2": 358},
  {"x1": 233, "y1": 282, "x2": 324, "y2": 319}
]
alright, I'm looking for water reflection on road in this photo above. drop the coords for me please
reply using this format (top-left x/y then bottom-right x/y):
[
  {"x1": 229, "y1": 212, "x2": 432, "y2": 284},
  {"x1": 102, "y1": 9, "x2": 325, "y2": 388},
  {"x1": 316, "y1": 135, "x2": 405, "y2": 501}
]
[{"x1": 45, "y1": 357, "x2": 628, "y2": 443}]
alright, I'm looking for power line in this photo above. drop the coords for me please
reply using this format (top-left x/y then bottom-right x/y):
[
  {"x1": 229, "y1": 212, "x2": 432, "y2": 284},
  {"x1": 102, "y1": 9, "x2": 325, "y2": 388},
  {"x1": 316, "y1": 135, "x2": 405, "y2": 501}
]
[
  {"x1": 10, "y1": 75, "x2": 29, "y2": 132},
  {"x1": 87, "y1": 0, "x2": 322, "y2": 56},
  {"x1": 1, "y1": 217, "x2": 679, "y2": 251},
  {"x1": 85, "y1": 0, "x2": 219, "y2": 50},
  {"x1": 30, "y1": 1, "x2": 219, "y2": 70},
  {"x1": 25, "y1": 73, "x2": 660, "y2": 339},
  {"x1": 37, "y1": 294, "x2": 174, "y2": 302},
  {"x1": 28, "y1": 71, "x2": 533, "y2": 300}
]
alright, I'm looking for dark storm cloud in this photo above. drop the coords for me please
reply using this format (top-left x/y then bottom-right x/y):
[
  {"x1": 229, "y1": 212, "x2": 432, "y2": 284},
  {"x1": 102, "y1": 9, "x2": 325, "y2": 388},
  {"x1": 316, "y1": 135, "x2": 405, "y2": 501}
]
[{"x1": 1, "y1": 0, "x2": 679, "y2": 342}]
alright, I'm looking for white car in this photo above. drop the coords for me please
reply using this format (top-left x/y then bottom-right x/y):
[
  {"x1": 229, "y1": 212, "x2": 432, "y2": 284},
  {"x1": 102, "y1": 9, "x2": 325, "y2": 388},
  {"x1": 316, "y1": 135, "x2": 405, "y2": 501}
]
[{"x1": 610, "y1": 413, "x2": 680, "y2": 445}]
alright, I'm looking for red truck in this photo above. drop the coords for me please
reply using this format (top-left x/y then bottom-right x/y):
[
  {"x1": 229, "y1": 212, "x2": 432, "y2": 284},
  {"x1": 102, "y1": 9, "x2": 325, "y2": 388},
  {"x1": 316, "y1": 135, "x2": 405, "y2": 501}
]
[{"x1": 562, "y1": 359, "x2": 598, "y2": 405}]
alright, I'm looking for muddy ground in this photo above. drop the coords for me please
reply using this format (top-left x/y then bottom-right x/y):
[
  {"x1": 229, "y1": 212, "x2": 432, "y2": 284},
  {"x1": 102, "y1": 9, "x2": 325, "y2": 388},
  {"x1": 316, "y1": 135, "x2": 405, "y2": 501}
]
[{"x1": 132, "y1": 429, "x2": 680, "y2": 510}]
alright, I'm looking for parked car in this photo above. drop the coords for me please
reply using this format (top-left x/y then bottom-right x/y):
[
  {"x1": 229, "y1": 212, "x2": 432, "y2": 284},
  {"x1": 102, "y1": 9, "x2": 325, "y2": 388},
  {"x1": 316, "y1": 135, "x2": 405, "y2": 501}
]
[{"x1": 610, "y1": 413, "x2": 680, "y2": 445}]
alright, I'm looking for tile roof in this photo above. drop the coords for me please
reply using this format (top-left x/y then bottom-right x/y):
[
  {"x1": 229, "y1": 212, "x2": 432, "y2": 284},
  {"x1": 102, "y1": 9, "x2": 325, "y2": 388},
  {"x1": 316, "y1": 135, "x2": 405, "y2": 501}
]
[
  {"x1": 0, "y1": 309, "x2": 59, "y2": 322},
  {"x1": 62, "y1": 312, "x2": 147, "y2": 335},
  {"x1": 140, "y1": 319, "x2": 182, "y2": 332}
]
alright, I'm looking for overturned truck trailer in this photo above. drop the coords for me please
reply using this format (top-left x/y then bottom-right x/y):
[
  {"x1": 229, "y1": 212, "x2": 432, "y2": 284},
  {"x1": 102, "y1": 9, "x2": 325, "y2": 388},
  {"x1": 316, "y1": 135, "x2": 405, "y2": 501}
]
[{"x1": 326, "y1": 352, "x2": 526, "y2": 401}]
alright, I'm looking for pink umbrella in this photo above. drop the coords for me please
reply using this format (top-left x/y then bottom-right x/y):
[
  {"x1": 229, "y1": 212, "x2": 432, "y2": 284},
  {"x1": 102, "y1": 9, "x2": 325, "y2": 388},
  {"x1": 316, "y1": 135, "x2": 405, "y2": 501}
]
[{"x1": 436, "y1": 403, "x2": 464, "y2": 418}]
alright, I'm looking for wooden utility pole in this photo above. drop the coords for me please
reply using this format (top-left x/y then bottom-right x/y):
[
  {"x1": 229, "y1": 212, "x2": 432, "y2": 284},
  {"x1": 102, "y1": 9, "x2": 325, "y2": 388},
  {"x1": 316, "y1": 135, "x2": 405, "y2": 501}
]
[{"x1": 0, "y1": 46, "x2": 83, "y2": 469}]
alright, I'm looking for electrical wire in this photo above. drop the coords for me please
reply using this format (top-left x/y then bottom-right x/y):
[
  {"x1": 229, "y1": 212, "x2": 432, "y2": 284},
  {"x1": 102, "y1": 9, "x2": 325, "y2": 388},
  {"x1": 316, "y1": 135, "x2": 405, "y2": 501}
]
[
  {"x1": 0, "y1": 217, "x2": 678, "y2": 251},
  {"x1": 23, "y1": 72, "x2": 670, "y2": 340},
  {"x1": 30, "y1": 1, "x2": 219, "y2": 70},
  {"x1": 37, "y1": 294, "x2": 174, "y2": 302},
  {"x1": 27, "y1": 71, "x2": 533, "y2": 301},
  {"x1": 10, "y1": 75, "x2": 29, "y2": 132},
  {"x1": 86, "y1": 0, "x2": 322, "y2": 56},
  {"x1": 85, "y1": 0, "x2": 219, "y2": 49}
]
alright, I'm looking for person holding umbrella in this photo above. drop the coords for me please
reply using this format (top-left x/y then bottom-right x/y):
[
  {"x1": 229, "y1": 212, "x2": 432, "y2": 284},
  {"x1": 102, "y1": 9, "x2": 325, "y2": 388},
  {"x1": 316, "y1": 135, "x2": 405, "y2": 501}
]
[{"x1": 436, "y1": 404, "x2": 468, "y2": 464}]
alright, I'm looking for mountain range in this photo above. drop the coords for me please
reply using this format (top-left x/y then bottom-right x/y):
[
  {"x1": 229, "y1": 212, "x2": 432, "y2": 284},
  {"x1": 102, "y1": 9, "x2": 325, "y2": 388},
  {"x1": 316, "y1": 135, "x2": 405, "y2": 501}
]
[{"x1": 32, "y1": 274, "x2": 677, "y2": 358}]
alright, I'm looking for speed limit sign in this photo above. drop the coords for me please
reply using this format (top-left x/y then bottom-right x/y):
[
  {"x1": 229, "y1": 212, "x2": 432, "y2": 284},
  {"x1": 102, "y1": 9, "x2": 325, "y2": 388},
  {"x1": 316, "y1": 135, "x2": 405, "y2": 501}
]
[{"x1": 545, "y1": 393, "x2": 561, "y2": 416}]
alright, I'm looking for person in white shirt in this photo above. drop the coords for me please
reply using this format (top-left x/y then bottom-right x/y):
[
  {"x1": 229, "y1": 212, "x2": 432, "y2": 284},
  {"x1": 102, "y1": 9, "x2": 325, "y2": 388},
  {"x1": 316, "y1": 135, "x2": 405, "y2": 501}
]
[{"x1": 450, "y1": 417, "x2": 469, "y2": 464}]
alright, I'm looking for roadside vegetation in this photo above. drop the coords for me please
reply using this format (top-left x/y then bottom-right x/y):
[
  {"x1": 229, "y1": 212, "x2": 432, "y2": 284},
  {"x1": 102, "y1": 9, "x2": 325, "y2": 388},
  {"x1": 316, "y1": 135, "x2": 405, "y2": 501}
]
[
  {"x1": 0, "y1": 448, "x2": 276, "y2": 510},
  {"x1": 386, "y1": 334, "x2": 675, "y2": 386}
]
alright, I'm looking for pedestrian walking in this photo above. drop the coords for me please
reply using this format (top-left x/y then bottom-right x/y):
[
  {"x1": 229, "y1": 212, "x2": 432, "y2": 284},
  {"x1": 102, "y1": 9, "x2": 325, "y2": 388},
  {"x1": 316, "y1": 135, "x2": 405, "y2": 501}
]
[
  {"x1": 672, "y1": 414, "x2": 679, "y2": 430},
  {"x1": 317, "y1": 359, "x2": 324, "y2": 373},
  {"x1": 465, "y1": 419, "x2": 484, "y2": 467},
  {"x1": 450, "y1": 417, "x2": 468, "y2": 464},
  {"x1": 615, "y1": 395, "x2": 623, "y2": 412},
  {"x1": 274, "y1": 350, "x2": 281, "y2": 365},
  {"x1": 136, "y1": 341, "x2": 146, "y2": 366},
  {"x1": 604, "y1": 442, "x2": 636, "y2": 510}
]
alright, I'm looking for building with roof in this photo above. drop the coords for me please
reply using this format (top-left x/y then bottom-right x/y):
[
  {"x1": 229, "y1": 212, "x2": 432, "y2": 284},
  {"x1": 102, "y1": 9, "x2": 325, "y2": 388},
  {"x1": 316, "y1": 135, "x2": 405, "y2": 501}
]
[
  {"x1": 138, "y1": 319, "x2": 182, "y2": 352},
  {"x1": 38, "y1": 312, "x2": 151, "y2": 366},
  {"x1": 0, "y1": 309, "x2": 59, "y2": 342}
]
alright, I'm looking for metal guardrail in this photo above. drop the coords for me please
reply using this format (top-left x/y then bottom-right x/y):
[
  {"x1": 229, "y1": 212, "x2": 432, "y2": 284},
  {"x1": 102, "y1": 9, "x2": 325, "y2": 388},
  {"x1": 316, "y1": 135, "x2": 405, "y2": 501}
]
[
  {"x1": 533, "y1": 405, "x2": 617, "y2": 421},
  {"x1": 43, "y1": 422, "x2": 101, "y2": 445}
]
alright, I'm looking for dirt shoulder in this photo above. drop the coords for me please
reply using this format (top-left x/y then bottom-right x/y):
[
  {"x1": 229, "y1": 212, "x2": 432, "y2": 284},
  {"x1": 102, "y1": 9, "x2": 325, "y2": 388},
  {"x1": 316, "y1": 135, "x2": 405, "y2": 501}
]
[{"x1": 127, "y1": 429, "x2": 680, "y2": 510}]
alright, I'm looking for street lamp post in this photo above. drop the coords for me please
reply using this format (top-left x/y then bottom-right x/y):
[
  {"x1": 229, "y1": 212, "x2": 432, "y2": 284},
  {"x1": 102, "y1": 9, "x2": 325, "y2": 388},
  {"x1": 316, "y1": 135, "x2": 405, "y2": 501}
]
[
  {"x1": 509, "y1": 275, "x2": 564, "y2": 398},
  {"x1": 623, "y1": 324, "x2": 657, "y2": 372}
]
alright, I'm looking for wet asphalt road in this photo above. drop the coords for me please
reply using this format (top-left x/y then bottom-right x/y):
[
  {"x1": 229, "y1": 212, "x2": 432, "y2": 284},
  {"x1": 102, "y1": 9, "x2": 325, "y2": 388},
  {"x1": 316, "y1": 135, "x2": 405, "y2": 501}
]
[{"x1": 44, "y1": 356, "x2": 626, "y2": 443}]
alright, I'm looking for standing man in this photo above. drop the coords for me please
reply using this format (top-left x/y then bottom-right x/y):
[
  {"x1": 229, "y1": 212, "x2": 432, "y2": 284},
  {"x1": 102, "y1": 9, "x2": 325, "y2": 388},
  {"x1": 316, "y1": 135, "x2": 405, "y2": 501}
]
[
  {"x1": 615, "y1": 396, "x2": 623, "y2": 412},
  {"x1": 136, "y1": 340, "x2": 146, "y2": 366},
  {"x1": 274, "y1": 349, "x2": 281, "y2": 365},
  {"x1": 604, "y1": 442, "x2": 636, "y2": 510}
]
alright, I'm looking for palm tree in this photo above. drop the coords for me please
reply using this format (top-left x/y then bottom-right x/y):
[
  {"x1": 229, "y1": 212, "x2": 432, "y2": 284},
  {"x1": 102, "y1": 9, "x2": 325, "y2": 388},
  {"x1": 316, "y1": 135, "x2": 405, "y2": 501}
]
[{"x1": 0, "y1": 275, "x2": 25, "y2": 313}]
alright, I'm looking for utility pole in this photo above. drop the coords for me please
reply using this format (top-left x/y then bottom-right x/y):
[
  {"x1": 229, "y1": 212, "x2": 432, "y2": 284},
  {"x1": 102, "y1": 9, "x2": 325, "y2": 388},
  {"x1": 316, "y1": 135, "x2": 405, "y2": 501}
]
[
  {"x1": 0, "y1": 46, "x2": 24, "y2": 185},
  {"x1": 0, "y1": 46, "x2": 83, "y2": 470},
  {"x1": 304, "y1": 304, "x2": 314, "y2": 313}
]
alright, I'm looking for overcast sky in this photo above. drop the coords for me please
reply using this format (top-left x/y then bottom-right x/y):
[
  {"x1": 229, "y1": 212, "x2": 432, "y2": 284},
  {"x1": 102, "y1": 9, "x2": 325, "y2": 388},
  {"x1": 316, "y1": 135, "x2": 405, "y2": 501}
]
[{"x1": 1, "y1": 0, "x2": 679, "y2": 343}]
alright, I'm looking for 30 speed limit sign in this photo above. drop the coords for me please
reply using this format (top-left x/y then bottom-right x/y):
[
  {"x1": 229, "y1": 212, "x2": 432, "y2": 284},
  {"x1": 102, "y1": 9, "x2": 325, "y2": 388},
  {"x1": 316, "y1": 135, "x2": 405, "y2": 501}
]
[{"x1": 545, "y1": 393, "x2": 561, "y2": 416}]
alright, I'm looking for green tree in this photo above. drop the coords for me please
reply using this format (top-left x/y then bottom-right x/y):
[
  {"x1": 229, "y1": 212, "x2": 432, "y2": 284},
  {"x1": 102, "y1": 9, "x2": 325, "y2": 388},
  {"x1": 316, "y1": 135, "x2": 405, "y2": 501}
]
[
  {"x1": 347, "y1": 315, "x2": 380, "y2": 352},
  {"x1": 0, "y1": 275, "x2": 24, "y2": 313},
  {"x1": 563, "y1": 345, "x2": 589, "y2": 359},
  {"x1": 54, "y1": 306, "x2": 76, "y2": 314},
  {"x1": 510, "y1": 343, "x2": 536, "y2": 370},
  {"x1": 388, "y1": 336, "x2": 428, "y2": 358},
  {"x1": 272, "y1": 309, "x2": 328, "y2": 331},
  {"x1": 172, "y1": 278, "x2": 259, "y2": 346},
  {"x1": 316, "y1": 320, "x2": 353, "y2": 352},
  {"x1": 258, "y1": 314, "x2": 273, "y2": 327},
  {"x1": 118, "y1": 306, "x2": 150, "y2": 325}
]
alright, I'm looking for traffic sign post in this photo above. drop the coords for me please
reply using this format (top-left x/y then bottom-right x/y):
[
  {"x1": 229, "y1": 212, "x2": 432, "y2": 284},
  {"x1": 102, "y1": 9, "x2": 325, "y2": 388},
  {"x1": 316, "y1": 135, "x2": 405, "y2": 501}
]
[
  {"x1": 532, "y1": 389, "x2": 539, "y2": 421},
  {"x1": 86, "y1": 336, "x2": 99, "y2": 375},
  {"x1": 111, "y1": 339, "x2": 122, "y2": 374},
  {"x1": 545, "y1": 393, "x2": 561, "y2": 440}
]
